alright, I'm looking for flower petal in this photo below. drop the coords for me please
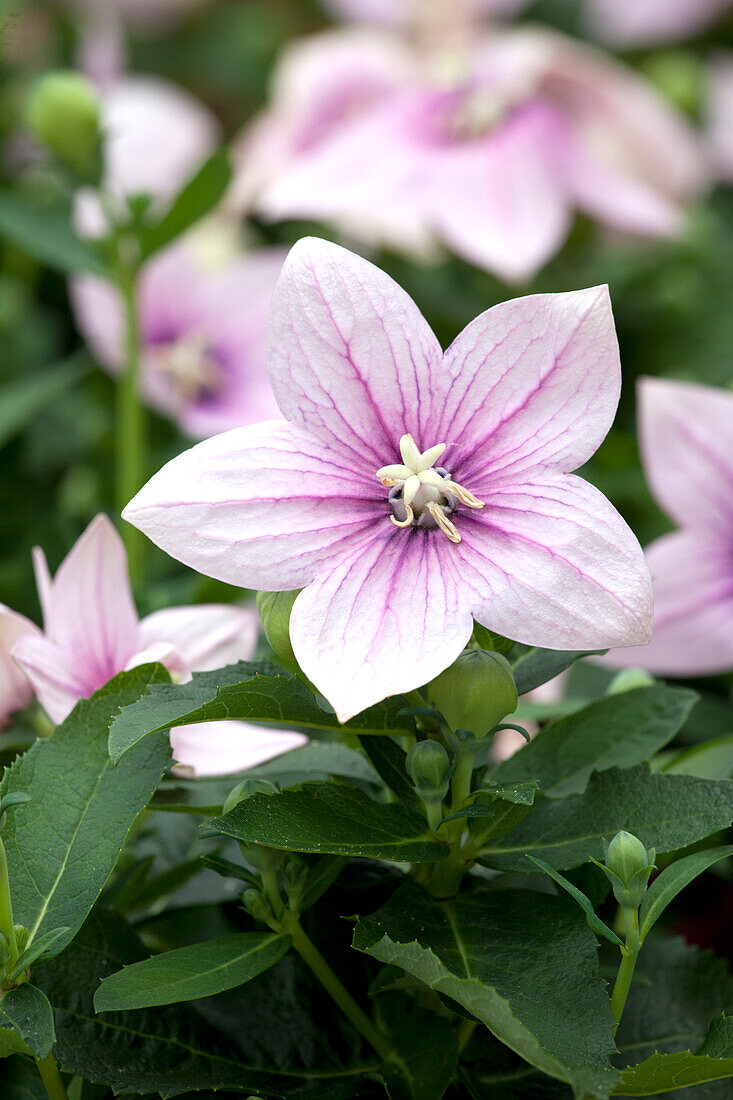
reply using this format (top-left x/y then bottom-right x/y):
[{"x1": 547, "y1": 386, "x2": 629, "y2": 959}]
[
  {"x1": 11, "y1": 633, "x2": 88, "y2": 725},
  {"x1": 586, "y1": 0, "x2": 728, "y2": 46},
  {"x1": 0, "y1": 605, "x2": 39, "y2": 728},
  {"x1": 639, "y1": 377, "x2": 733, "y2": 535},
  {"x1": 124, "y1": 419, "x2": 382, "y2": 590},
  {"x1": 170, "y1": 720, "x2": 307, "y2": 777},
  {"x1": 139, "y1": 604, "x2": 260, "y2": 671},
  {"x1": 436, "y1": 285, "x2": 620, "y2": 485},
  {"x1": 602, "y1": 530, "x2": 733, "y2": 675},
  {"x1": 456, "y1": 472, "x2": 652, "y2": 649},
  {"x1": 290, "y1": 528, "x2": 473, "y2": 722},
  {"x1": 265, "y1": 237, "x2": 444, "y2": 466}
]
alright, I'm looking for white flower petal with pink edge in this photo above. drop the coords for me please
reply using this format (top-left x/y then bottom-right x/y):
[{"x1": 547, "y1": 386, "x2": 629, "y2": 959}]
[
  {"x1": 0, "y1": 606, "x2": 40, "y2": 728},
  {"x1": 139, "y1": 604, "x2": 259, "y2": 672},
  {"x1": 170, "y1": 720, "x2": 306, "y2": 777}
]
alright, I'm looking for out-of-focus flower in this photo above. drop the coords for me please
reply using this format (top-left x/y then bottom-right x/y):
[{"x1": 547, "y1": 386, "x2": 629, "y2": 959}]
[
  {"x1": 76, "y1": 75, "x2": 219, "y2": 238},
  {"x1": 584, "y1": 0, "x2": 731, "y2": 48},
  {"x1": 10, "y1": 515, "x2": 305, "y2": 774},
  {"x1": 124, "y1": 238, "x2": 652, "y2": 722},
  {"x1": 70, "y1": 231, "x2": 286, "y2": 438},
  {"x1": 708, "y1": 55, "x2": 733, "y2": 181},
  {"x1": 321, "y1": 0, "x2": 525, "y2": 28},
  {"x1": 605, "y1": 379, "x2": 733, "y2": 677},
  {"x1": 0, "y1": 608, "x2": 40, "y2": 729},
  {"x1": 238, "y1": 28, "x2": 706, "y2": 283}
]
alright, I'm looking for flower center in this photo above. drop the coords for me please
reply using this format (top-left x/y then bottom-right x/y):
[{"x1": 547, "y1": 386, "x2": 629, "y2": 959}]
[
  {"x1": 150, "y1": 334, "x2": 223, "y2": 407},
  {"x1": 376, "y1": 433, "x2": 483, "y2": 544}
]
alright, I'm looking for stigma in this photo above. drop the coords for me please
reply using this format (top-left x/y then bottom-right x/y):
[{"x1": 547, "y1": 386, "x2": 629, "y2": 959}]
[
  {"x1": 376, "y1": 434, "x2": 483, "y2": 544},
  {"x1": 150, "y1": 334, "x2": 223, "y2": 407}
]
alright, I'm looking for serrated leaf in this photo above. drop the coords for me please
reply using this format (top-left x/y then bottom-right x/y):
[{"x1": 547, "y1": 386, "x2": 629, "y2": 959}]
[
  {"x1": 353, "y1": 883, "x2": 618, "y2": 1099},
  {"x1": 10, "y1": 928, "x2": 71, "y2": 981},
  {"x1": 526, "y1": 856, "x2": 623, "y2": 947},
  {"x1": 494, "y1": 687, "x2": 698, "y2": 797},
  {"x1": 510, "y1": 647, "x2": 603, "y2": 696},
  {"x1": 639, "y1": 845, "x2": 733, "y2": 941},
  {"x1": 138, "y1": 149, "x2": 232, "y2": 259},
  {"x1": 0, "y1": 985, "x2": 55, "y2": 1060},
  {"x1": 0, "y1": 190, "x2": 110, "y2": 276},
  {"x1": 1, "y1": 665, "x2": 171, "y2": 958},
  {"x1": 94, "y1": 932, "x2": 291, "y2": 1011},
  {"x1": 479, "y1": 766, "x2": 733, "y2": 871},
  {"x1": 613, "y1": 1022, "x2": 733, "y2": 1097},
  {"x1": 109, "y1": 661, "x2": 413, "y2": 763},
  {"x1": 204, "y1": 782, "x2": 448, "y2": 863}
]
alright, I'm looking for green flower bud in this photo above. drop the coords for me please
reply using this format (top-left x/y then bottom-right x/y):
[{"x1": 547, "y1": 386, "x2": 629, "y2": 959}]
[
  {"x1": 223, "y1": 778, "x2": 278, "y2": 816},
  {"x1": 428, "y1": 650, "x2": 518, "y2": 739},
  {"x1": 607, "y1": 668, "x2": 655, "y2": 695},
  {"x1": 12, "y1": 926, "x2": 28, "y2": 956},
  {"x1": 242, "y1": 888, "x2": 275, "y2": 926},
  {"x1": 471, "y1": 621, "x2": 514, "y2": 655},
  {"x1": 406, "y1": 740, "x2": 450, "y2": 798},
  {"x1": 256, "y1": 590, "x2": 299, "y2": 670},
  {"x1": 604, "y1": 831, "x2": 656, "y2": 909},
  {"x1": 26, "y1": 71, "x2": 101, "y2": 177}
]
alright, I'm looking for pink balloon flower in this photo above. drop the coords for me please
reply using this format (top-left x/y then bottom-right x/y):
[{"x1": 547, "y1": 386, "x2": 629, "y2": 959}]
[
  {"x1": 0, "y1": 608, "x2": 40, "y2": 730},
  {"x1": 320, "y1": 0, "x2": 526, "y2": 27},
  {"x1": 124, "y1": 238, "x2": 653, "y2": 722},
  {"x1": 238, "y1": 28, "x2": 706, "y2": 284},
  {"x1": 7, "y1": 515, "x2": 305, "y2": 774},
  {"x1": 70, "y1": 235, "x2": 286, "y2": 438},
  {"x1": 708, "y1": 55, "x2": 733, "y2": 182},
  {"x1": 584, "y1": 0, "x2": 731, "y2": 47},
  {"x1": 605, "y1": 379, "x2": 733, "y2": 677}
]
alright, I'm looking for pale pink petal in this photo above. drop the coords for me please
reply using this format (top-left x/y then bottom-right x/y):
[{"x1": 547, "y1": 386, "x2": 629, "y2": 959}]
[
  {"x1": 585, "y1": 0, "x2": 729, "y2": 46},
  {"x1": 603, "y1": 531, "x2": 733, "y2": 676},
  {"x1": 265, "y1": 237, "x2": 444, "y2": 466},
  {"x1": 435, "y1": 286, "x2": 620, "y2": 485},
  {"x1": 322, "y1": 0, "x2": 525, "y2": 24},
  {"x1": 290, "y1": 528, "x2": 474, "y2": 722},
  {"x1": 0, "y1": 606, "x2": 39, "y2": 728},
  {"x1": 123, "y1": 420, "x2": 382, "y2": 591},
  {"x1": 170, "y1": 720, "x2": 307, "y2": 777},
  {"x1": 41, "y1": 515, "x2": 139, "y2": 681},
  {"x1": 68, "y1": 275, "x2": 125, "y2": 374},
  {"x1": 11, "y1": 634, "x2": 89, "y2": 725},
  {"x1": 708, "y1": 56, "x2": 733, "y2": 182},
  {"x1": 456, "y1": 473, "x2": 652, "y2": 650},
  {"x1": 139, "y1": 604, "x2": 259, "y2": 670},
  {"x1": 31, "y1": 547, "x2": 54, "y2": 628},
  {"x1": 639, "y1": 377, "x2": 733, "y2": 536}
]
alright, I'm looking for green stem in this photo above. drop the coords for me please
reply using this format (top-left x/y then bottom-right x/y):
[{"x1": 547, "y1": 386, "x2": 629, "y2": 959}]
[
  {"x1": 424, "y1": 750, "x2": 475, "y2": 898},
  {"x1": 35, "y1": 1054, "x2": 68, "y2": 1100},
  {"x1": 116, "y1": 264, "x2": 145, "y2": 583},
  {"x1": 0, "y1": 838, "x2": 18, "y2": 971},
  {"x1": 610, "y1": 907, "x2": 641, "y2": 1030},
  {"x1": 282, "y1": 914, "x2": 393, "y2": 1063}
]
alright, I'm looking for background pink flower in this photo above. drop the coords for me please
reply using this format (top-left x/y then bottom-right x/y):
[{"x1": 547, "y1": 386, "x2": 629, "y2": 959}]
[
  {"x1": 584, "y1": 0, "x2": 731, "y2": 47},
  {"x1": 320, "y1": 0, "x2": 526, "y2": 27},
  {"x1": 125, "y1": 238, "x2": 652, "y2": 721},
  {"x1": 0, "y1": 607, "x2": 40, "y2": 729},
  {"x1": 708, "y1": 55, "x2": 733, "y2": 182},
  {"x1": 10, "y1": 515, "x2": 305, "y2": 774}
]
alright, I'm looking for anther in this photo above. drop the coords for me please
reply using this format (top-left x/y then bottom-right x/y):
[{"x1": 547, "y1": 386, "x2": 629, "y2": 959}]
[{"x1": 425, "y1": 503, "x2": 461, "y2": 543}]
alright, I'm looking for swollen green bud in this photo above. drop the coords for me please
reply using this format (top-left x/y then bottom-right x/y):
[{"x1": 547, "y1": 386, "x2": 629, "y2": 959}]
[
  {"x1": 604, "y1": 831, "x2": 656, "y2": 909},
  {"x1": 242, "y1": 888, "x2": 275, "y2": 926},
  {"x1": 223, "y1": 779, "x2": 277, "y2": 815},
  {"x1": 607, "y1": 668, "x2": 655, "y2": 695},
  {"x1": 406, "y1": 740, "x2": 450, "y2": 797},
  {"x1": 428, "y1": 650, "x2": 517, "y2": 738},
  {"x1": 256, "y1": 590, "x2": 299, "y2": 670},
  {"x1": 26, "y1": 71, "x2": 101, "y2": 177}
]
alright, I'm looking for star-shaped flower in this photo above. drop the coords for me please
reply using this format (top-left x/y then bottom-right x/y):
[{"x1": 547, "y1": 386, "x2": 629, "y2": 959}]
[{"x1": 125, "y1": 237, "x2": 652, "y2": 721}]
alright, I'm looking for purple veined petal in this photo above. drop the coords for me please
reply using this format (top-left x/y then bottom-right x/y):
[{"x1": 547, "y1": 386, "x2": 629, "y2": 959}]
[
  {"x1": 639, "y1": 377, "x2": 733, "y2": 536},
  {"x1": 423, "y1": 101, "x2": 573, "y2": 284},
  {"x1": 38, "y1": 514, "x2": 140, "y2": 686},
  {"x1": 11, "y1": 633, "x2": 91, "y2": 725},
  {"x1": 124, "y1": 419, "x2": 383, "y2": 591},
  {"x1": 603, "y1": 530, "x2": 733, "y2": 676},
  {"x1": 434, "y1": 285, "x2": 620, "y2": 486},
  {"x1": 289, "y1": 527, "x2": 474, "y2": 722},
  {"x1": 0, "y1": 605, "x2": 40, "y2": 728},
  {"x1": 455, "y1": 472, "x2": 652, "y2": 650},
  {"x1": 170, "y1": 720, "x2": 307, "y2": 777},
  {"x1": 265, "y1": 237, "x2": 444, "y2": 467},
  {"x1": 139, "y1": 604, "x2": 260, "y2": 671},
  {"x1": 585, "y1": 0, "x2": 729, "y2": 46}
]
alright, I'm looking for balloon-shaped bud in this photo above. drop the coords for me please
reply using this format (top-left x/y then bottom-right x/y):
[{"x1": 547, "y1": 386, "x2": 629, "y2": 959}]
[
  {"x1": 604, "y1": 830, "x2": 656, "y2": 909},
  {"x1": 256, "y1": 590, "x2": 299, "y2": 670},
  {"x1": 607, "y1": 668, "x2": 655, "y2": 695},
  {"x1": 428, "y1": 650, "x2": 518, "y2": 739},
  {"x1": 242, "y1": 888, "x2": 275, "y2": 927},
  {"x1": 406, "y1": 740, "x2": 450, "y2": 799},
  {"x1": 26, "y1": 71, "x2": 101, "y2": 177},
  {"x1": 223, "y1": 778, "x2": 277, "y2": 815}
]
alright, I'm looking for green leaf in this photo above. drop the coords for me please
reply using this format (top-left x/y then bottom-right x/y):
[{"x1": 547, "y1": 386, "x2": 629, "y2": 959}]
[
  {"x1": 0, "y1": 355, "x2": 91, "y2": 451},
  {"x1": 657, "y1": 735, "x2": 733, "y2": 779},
  {"x1": 109, "y1": 661, "x2": 414, "y2": 764},
  {"x1": 0, "y1": 985, "x2": 55, "y2": 1060},
  {"x1": 204, "y1": 782, "x2": 448, "y2": 863},
  {"x1": 479, "y1": 766, "x2": 733, "y2": 871},
  {"x1": 477, "y1": 781, "x2": 540, "y2": 805},
  {"x1": 494, "y1": 687, "x2": 698, "y2": 797},
  {"x1": 94, "y1": 932, "x2": 291, "y2": 1011},
  {"x1": 380, "y1": 1008, "x2": 459, "y2": 1100},
  {"x1": 1, "y1": 665, "x2": 171, "y2": 958},
  {"x1": 10, "y1": 928, "x2": 71, "y2": 982},
  {"x1": 698, "y1": 1013, "x2": 733, "y2": 1058},
  {"x1": 510, "y1": 647, "x2": 603, "y2": 696},
  {"x1": 613, "y1": 1014, "x2": 733, "y2": 1097},
  {"x1": 639, "y1": 845, "x2": 733, "y2": 941},
  {"x1": 0, "y1": 1029, "x2": 33, "y2": 1059},
  {"x1": 0, "y1": 190, "x2": 110, "y2": 276},
  {"x1": 138, "y1": 149, "x2": 232, "y2": 259},
  {"x1": 526, "y1": 856, "x2": 623, "y2": 946},
  {"x1": 359, "y1": 736, "x2": 420, "y2": 807},
  {"x1": 353, "y1": 883, "x2": 618, "y2": 1099}
]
